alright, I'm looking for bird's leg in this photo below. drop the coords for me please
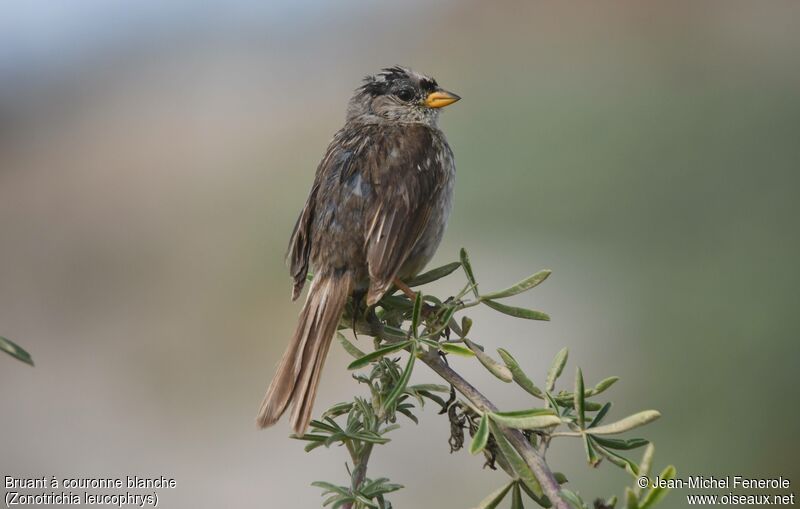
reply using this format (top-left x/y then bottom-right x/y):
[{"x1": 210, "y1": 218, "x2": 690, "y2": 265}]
[
  {"x1": 393, "y1": 277, "x2": 417, "y2": 300},
  {"x1": 350, "y1": 289, "x2": 368, "y2": 341}
]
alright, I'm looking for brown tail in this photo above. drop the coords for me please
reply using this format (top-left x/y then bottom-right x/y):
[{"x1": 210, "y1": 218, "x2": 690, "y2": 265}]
[{"x1": 257, "y1": 271, "x2": 352, "y2": 435}]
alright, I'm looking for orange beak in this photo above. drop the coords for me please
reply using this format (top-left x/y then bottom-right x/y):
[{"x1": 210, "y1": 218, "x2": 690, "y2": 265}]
[{"x1": 424, "y1": 89, "x2": 461, "y2": 109}]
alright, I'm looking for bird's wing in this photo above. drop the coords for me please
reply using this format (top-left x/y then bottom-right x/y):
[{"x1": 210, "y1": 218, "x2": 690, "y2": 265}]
[
  {"x1": 287, "y1": 181, "x2": 318, "y2": 301},
  {"x1": 286, "y1": 129, "x2": 354, "y2": 299},
  {"x1": 363, "y1": 125, "x2": 443, "y2": 304}
]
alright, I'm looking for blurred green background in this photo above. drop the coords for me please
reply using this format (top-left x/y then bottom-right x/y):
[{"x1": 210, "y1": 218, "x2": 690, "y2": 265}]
[{"x1": 1, "y1": 1, "x2": 798, "y2": 507}]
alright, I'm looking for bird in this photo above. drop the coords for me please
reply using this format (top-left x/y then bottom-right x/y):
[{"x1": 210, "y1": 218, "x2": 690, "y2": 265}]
[{"x1": 257, "y1": 66, "x2": 460, "y2": 435}]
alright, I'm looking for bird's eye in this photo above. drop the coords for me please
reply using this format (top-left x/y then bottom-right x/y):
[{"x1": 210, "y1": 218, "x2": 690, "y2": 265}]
[{"x1": 395, "y1": 89, "x2": 415, "y2": 102}]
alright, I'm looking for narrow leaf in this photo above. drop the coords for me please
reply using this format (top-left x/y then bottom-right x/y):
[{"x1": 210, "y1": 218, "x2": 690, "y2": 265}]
[
  {"x1": 481, "y1": 269, "x2": 551, "y2": 300},
  {"x1": 490, "y1": 409, "x2": 561, "y2": 430},
  {"x1": 347, "y1": 340, "x2": 412, "y2": 370},
  {"x1": 411, "y1": 292, "x2": 423, "y2": 338},
  {"x1": 461, "y1": 316, "x2": 473, "y2": 337},
  {"x1": 464, "y1": 338, "x2": 513, "y2": 382},
  {"x1": 482, "y1": 299, "x2": 550, "y2": 321},
  {"x1": 336, "y1": 332, "x2": 366, "y2": 359},
  {"x1": 488, "y1": 420, "x2": 544, "y2": 499},
  {"x1": 574, "y1": 368, "x2": 586, "y2": 429},
  {"x1": 0, "y1": 336, "x2": 34, "y2": 366},
  {"x1": 321, "y1": 402, "x2": 354, "y2": 420},
  {"x1": 459, "y1": 248, "x2": 479, "y2": 297},
  {"x1": 425, "y1": 305, "x2": 456, "y2": 338},
  {"x1": 383, "y1": 343, "x2": 416, "y2": 410},
  {"x1": 560, "y1": 489, "x2": 585, "y2": 509},
  {"x1": 546, "y1": 348, "x2": 569, "y2": 392},
  {"x1": 593, "y1": 376, "x2": 620, "y2": 395},
  {"x1": 379, "y1": 295, "x2": 413, "y2": 310},
  {"x1": 544, "y1": 391, "x2": 561, "y2": 412},
  {"x1": 592, "y1": 436, "x2": 649, "y2": 451},
  {"x1": 312, "y1": 481, "x2": 349, "y2": 496},
  {"x1": 640, "y1": 465, "x2": 676, "y2": 509},
  {"x1": 406, "y1": 261, "x2": 461, "y2": 287},
  {"x1": 497, "y1": 348, "x2": 544, "y2": 398},
  {"x1": 511, "y1": 482, "x2": 525, "y2": 509},
  {"x1": 440, "y1": 343, "x2": 476, "y2": 357},
  {"x1": 625, "y1": 487, "x2": 640, "y2": 509},
  {"x1": 407, "y1": 383, "x2": 449, "y2": 393},
  {"x1": 589, "y1": 402, "x2": 612, "y2": 428},
  {"x1": 637, "y1": 443, "x2": 656, "y2": 492},
  {"x1": 475, "y1": 482, "x2": 514, "y2": 509},
  {"x1": 594, "y1": 443, "x2": 639, "y2": 475},
  {"x1": 583, "y1": 435, "x2": 601, "y2": 467},
  {"x1": 470, "y1": 414, "x2": 490, "y2": 455},
  {"x1": 585, "y1": 410, "x2": 661, "y2": 436},
  {"x1": 518, "y1": 483, "x2": 549, "y2": 507}
]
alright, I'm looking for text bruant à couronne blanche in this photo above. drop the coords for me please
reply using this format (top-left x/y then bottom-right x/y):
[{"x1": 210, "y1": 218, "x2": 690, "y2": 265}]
[{"x1": 5, "y1": 476, "x2": 176, "y2": 489}]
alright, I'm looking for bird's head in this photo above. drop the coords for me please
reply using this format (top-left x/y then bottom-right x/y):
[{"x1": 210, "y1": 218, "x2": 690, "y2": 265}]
[{"x1": 347, "y1": 66, "x2": 460, "y2": 126}]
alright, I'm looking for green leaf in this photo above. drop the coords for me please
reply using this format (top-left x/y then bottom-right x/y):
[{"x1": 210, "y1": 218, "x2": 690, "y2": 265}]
[
  {"x1": 411, "y1": 292, "x2": 423, "y2": 338},
  {"x1": 406, "y1": 383, "x2": 448, "y2": 393},
  {"x1": 546, "y1": 348, "x2": 569, "y2": 392},
  {"x1": 459, "y1": 248, "x2": 479, "y2": 297},
  {"x1": 336, "y1": 333, "x2": 366, "y2": 359},
  {"x1": 497, "y1": 348, "x2": 544, "y2": 398},
  {"x1": 574, "y1": 368, "x2": 586, "y2": 429},
  {"x1": 396, "y1": 407, "x2": 418, "y2": 424},
  {"x1": 347, "y1": 340, "x2": 412, "y2": 370},
  {"x1": 440, "y1": 343, "x2": 476, "y2": 357},
  {"x1": 470, "y1": 414, "x2": 490, "y2": 455},
  {"x1": 511, "y1": 482, "x2": 525, "y2": 509},
  {"x1": 640, "y1": 465, "x2": 676, "y2": 509},
  {"x1": 544, "y1": 391, "x2": 561, "y2": 412},
  {"x1": 594, "y1": 442, "x2": 639, "y2": 475},
  {"x1": 488, "y1": 420, "x2": 544, "y2": 499},
  {"x1": 312, "y1": 481, "x2": 349, "y2": 496},
  {"x1": 637, "y1": 444, "x2": 656, "y2": 495},
  {"x1": 625, "y1": 487, "x2": 640, "y2": 509},
  {"x1": 589, "y1": 402, "x2": 612, "y2": 428},
  {"x1": 406, "y1": 261, "x2": 461, "y2": 287},
  {"x1": 425, "y1": 305, "x2": 456, "y2": 338},
  {"x1": 475, "y1": 482, "x2": 514, "y2": 509},
  {"x1": 490, "y1": 409, "x2": 561, "y2": 430},
  {"x1": 600, "y1": 496, "x2": 617, "y2": 509},
  {"x1": 592, "y1": 436, "x2": 649, "y2": 451},
  {"x1": 461, "y1": 316, "x2": 473, "y2": 337},
  {"x1": 464, "y1": 338, "x2": 513, "y2": 382},
  {"x1": 0, "y1": 336, "x2": 34, "y2": 366},
  {"x1": 321, "y1": 402, "x2": 354, "y2": 420},
  {"x1": 360, "y1": 478, "x2": 403, "y2": 498},
  {"x1": 585, "y1": 410, "x2": 661, "y2": 436},
  {"x1": 379, "y1": 295, "x2": 413, "y2": 310},
  {"x1": 518, "y1": 483, "x2": 549, "y2": 508},
  {"x1": 584, "y1": 435, "x2": 601, "y2": 467},
  {"x1": 383, "y1": 343, "x2": 416, "y2": 410},
  {"x1": 481, "y1": 269, "x2": 551, "y2": 300},
  {"x1": 593, "y1": 376, "x2": 620, "y2": 395},
  {"x1": 482, "y1": 299, "x2": 550, "y2": 321},
  {"x1": 560, "y1": 488, "x2": 586, "y2": 509}
]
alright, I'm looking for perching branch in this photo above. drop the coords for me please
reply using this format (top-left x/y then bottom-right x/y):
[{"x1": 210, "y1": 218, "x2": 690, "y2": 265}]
[
  {"x1": 297, "y1": 250, "x2": 675, "y2": 509},
  {"x1": 351, "y1": 317, "x2": 567, "y2": 508},
  {"x1": 423, "y1": 350, "x2": 568, "y2": 509}
]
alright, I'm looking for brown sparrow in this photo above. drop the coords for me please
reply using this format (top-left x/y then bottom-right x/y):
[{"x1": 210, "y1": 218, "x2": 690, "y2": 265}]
[{"x1": 257, "y1": 66, "x2": 460, "y2": 435}]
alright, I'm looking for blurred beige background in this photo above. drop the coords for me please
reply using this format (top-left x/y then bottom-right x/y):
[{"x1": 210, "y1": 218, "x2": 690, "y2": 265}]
[{"x1": 1, "y1": 1, "x2": 799, "y2": 507}]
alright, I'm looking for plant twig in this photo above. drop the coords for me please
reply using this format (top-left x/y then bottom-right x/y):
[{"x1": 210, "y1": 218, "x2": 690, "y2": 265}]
[
  {"x1": 352, "y1": 318, "x2": 568, "y2": 509},
  {"x1": 343, "y1": 443, "x2": 374, "y2": 509},
  {"x1": 421, "y1": 351, "x2": 568, "y2": 509}
]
